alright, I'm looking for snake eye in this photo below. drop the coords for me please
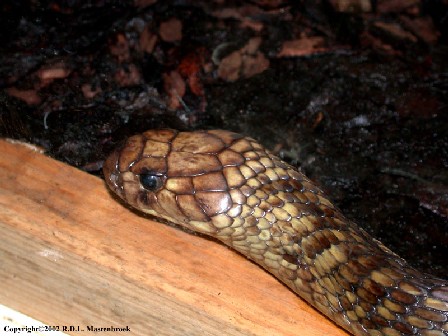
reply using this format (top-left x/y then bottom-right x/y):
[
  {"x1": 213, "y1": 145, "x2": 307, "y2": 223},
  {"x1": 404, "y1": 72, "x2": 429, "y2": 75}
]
[{"x1": 139, "y1": 174, "x2": 163, "y2": 191}]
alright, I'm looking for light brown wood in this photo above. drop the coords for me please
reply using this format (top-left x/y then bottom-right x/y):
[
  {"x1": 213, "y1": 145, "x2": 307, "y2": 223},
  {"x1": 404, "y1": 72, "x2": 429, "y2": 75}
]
[{"x1": 0, "y1": 139, "x2": 349, "y2": 336}]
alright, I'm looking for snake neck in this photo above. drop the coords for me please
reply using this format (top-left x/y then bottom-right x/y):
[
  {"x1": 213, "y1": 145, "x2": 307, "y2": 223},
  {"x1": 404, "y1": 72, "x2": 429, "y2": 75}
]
[{"x1": 210, "y1": 161, "x2": 448, "y2": 336}]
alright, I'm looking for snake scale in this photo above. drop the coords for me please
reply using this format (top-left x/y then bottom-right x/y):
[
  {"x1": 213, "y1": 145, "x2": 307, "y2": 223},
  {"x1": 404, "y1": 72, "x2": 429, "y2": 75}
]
[{"x1": 103, "y1": 129, "x2": 448, "y2": 336}]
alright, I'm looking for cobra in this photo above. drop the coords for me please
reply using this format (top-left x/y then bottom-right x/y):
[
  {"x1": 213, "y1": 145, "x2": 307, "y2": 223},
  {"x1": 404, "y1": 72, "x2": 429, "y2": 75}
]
[{"x1": 103, "y1": 129, "x2": 448, "y2": 336}]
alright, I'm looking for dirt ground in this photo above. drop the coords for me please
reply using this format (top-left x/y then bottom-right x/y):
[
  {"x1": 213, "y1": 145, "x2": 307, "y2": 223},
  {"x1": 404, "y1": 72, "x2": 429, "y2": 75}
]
[{"x1": 0, "y1": 0, "x2": 447, "y2": 277}]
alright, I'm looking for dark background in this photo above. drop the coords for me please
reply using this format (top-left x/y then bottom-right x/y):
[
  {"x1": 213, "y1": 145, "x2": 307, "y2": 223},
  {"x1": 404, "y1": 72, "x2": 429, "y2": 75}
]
[{"x1": 0, "y1": 0, "x2": 447, "y2": 277}]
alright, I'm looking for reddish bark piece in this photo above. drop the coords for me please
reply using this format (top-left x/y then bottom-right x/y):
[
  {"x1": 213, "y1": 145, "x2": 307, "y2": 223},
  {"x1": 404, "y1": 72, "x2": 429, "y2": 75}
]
[
  {"x1": 360, "y1": 31, "x2": 402, "y2": 56},
  {"x1": 6, "y1": 88, "x2": 41, "y2": 106},
  {"x1": 328, "y1": 0, "x2": 372, "y2": 12},
  {"x1": 277, "y1": 37, "x2": 327, "y2": 57},
  {"x1": 178, "y1": 48, "x2": 207, "y2": 97},
  {"x1": 218, "y1": 51, "x2": 242, "y2": 82},
  {"x1": 377, "y1": 0, "x2": 420, "y2": 14},
  {"x1": 218, "y1": 37, "x2": 269, "y2": 82},
  {"x1": 399, "y1": 16, "x2": 440, "y2": 45},
  {"x1": 163, "y1": 70, "x2": 186, "y2": 110},
  {"x1": 372, "y1": 21, "x2": 417, "y2": 43},
  {"x1": 159, "y1": 18, "x2": 182, "y2": 43}
]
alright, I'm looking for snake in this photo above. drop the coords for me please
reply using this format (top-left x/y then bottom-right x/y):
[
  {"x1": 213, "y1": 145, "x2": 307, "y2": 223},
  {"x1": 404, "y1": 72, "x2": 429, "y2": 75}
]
[{"x1": 103, "y1": 129, "x2": 448, "y2": 336}]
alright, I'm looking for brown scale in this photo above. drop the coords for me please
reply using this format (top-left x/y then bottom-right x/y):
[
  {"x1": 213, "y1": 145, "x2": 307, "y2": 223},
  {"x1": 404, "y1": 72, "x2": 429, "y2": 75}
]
[{"x1": 104, "y1": 129, "x2": 448, "y2": 336}]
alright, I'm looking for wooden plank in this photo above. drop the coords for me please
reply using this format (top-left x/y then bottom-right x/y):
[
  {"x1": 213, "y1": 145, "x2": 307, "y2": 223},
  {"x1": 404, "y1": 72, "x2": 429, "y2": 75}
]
[{"x1": 0, "y1": 139, "x2": 348, "y2": 336}]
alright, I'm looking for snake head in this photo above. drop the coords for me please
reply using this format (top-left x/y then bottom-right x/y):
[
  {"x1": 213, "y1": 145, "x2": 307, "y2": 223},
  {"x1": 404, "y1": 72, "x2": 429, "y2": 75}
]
[
  {"x1": 103, "y1": 129, "x2": 249, "y2": 234},
  {"x1": 105, "y1": 129, "x2": 448, "y2": 336}
]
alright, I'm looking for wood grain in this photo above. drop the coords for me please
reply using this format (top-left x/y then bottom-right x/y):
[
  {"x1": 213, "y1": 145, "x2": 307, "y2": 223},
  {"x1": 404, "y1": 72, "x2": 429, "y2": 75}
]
[{"x1": 0, "y1": 139, "x2": 348, "y2": 336}]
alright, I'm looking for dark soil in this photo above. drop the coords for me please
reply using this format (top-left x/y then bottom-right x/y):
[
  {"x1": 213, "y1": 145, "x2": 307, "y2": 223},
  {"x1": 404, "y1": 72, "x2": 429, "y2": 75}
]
[{"x1": 1, "y1": 0, "x2": 447, "y2": 278}]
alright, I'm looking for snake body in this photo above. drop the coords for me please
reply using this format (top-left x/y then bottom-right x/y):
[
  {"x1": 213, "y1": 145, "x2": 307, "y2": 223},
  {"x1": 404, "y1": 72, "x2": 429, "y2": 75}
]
[{"x1": 103, "y1": 129, "x2": 448, "y2": 336}]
